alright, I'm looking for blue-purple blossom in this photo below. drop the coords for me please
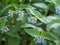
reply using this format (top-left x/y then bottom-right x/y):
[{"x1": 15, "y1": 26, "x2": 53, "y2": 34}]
[
  {"x1": 18, "y1": 12, "x2": 24, "y2": 18},
  {"x1": 28, "y1": 17, "x2": 37, "y2": 24},
  {"x1": 17, "y1": 10, "x2": 24, "y2": 21},
  {"x1": 8, "y1": 11, "x2": 14, "y2": 17},
  {"x1": 34, "y1": 37, "x2": 41, "y2": 43},
  {"x1": 56, "y1": 8, "x2": 60, "y2": 15},
  {"x1": 34, "y1": 37, "x2": 47, "y2": 45},
  {"x1": 2, "y1": 27, "x2": 9, "y2": 33}
]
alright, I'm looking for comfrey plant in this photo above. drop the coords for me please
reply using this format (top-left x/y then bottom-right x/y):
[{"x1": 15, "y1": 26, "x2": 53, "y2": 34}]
[{"x1": 0, "y1": 0, "x2": 60, "y2": 45}]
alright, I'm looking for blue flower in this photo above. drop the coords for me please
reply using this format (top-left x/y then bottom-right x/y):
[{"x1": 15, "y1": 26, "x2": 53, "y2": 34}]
[
  {"x1": 41, "y1": 39, "x2": 46, "y2": 45},
  {"x1": 56, "y1": 8, "x2": 60, "y2": 15},
  {"x1": 31, "y1": 19, "x2": 36, "y2": 24},
  {"x1": 18, "y1": 13, "x2": 24, "y2": 18},
  {"x1": 28, "y1": 17, "x2": 37, "y2": 24},
  {"x1": 2, "y1": 27, "x2": 9, "y2": 33},
  {"x1": 8, "y1": 11, "x2": 13, "y2": 17},
  {"x1": 17, "y1": 11, "x2": 24, "y2": 21},
  {"x1": 34, "y1": 37, "x2": 47, "y2": 45},
  {"x1": 34, "y1": 37, "x2": 41, "y2": 44},
  {"x1": 42, "y1": 43, "x2": 46, "y2": 45}
]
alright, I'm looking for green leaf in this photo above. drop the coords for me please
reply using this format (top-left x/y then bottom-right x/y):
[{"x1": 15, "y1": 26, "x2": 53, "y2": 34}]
[
  {"x1": 2, "y1": 0, "x2": 9, "y2": 5},
  {"x1": 56, "y1": 15, "x2": 60, "y2": 20},
  {"x1": 5, "y1": 32, "x2": 20, "y2": 39},
  {"x1": 10, "y1": 0, "x2": 19, "y2": 4},
  {"x1": 40, "y1": 16, "x2": 58, "y2": 25},
  {"x1": 33, "y1": 3, "x2": 49, "y2": 15},
  {"x1": 24, "y1": 28, "x2": 41, "y2": 37},
  {"x1": 45, "y1": 0, "x2": 57, "y2": 5},
  {"x1": 56, "y1": 0, "x2": 60, "y2": 5},
  {"x1": 0, "y1": 17, "x2": 6, "y2": 30},
  {"x1": 42, "y1": 32, "x2": 58, "y2": 41},
  {"x1": 47, "y1": 20, "x2": 60, "y2": 31},
  {"x1": 5, "y1": 37, "x2": 20, "y2": 45},
  {"x1": 19, "y1": 4, "x2": 35, "y2": 9},
  {"x1": 33, "y1": 3, "x2": 48, "y2": 9},
  {"x1": 55, "y1": 40, "x2": 60, "y2": 45},
  {"x1": 21, "y1": 24, "x2": 43, "y2": 32},
  {"x1": 9, "y1": 24, "x2": 20, "y2": 32},
  {"x1": 52, "y1": 24, "x2": 60, "y2": 35}
]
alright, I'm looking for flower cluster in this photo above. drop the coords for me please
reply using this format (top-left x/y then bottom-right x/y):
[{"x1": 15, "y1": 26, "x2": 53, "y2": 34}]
[
  {"x1": 28, "y1": 16, "x2": 37, "y2": 24},
  {"x1": 56, "y1": 7, "x2": 60, "y2": 15},
  {"x1": 17, "y1": 10, "x2": 24, "y2": 21},
  {"x1": 8, "y1": 10, "x2": 14, "y2": 17},
  {"x1": 18, "y1": 11, "x2": 24, "y2": 18},
  {"x1": 34, "y1": 37, "x2": 46, "y2": 45},
  {"x1": 2, "y1": 27, "x2": 9, "y2": 33}
]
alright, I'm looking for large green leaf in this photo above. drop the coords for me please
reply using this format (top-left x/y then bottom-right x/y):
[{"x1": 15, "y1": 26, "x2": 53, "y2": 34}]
[
  {"x1": 47, "y1": 20, "x2": 60, "y2": 31},
  {"x1": 33, "y1": 3, "x2": 48, "y2": 9},
  {"x1": 21, "y1": 24, "x2": 43, "y2": 32},
  {"x1": 45, "y1": 0, "x2": 56, "y2": 3},
  {"x1": 39, "y1": 16, "x2": 57, "y2": 24},
  {"x1": 55, "y1": 40, "x2": 60, "y2": 45},
  {"x1": 33, "y1": 3, "x2": 48, "y2": 15},
  {"x1": 9, "y1": 24, "x2": 21, "y2": 32},
  {"x1": 52, "y1": 24, "x2": 60, "y2": 35},
  {"x1": 5, "y1": 32, "x2": 20, "y2": 39},
  {"x1": 5, "y1": 37, "x2": 20, "y2": 45},
  {"x1": 24, "y1": 28, "x2": 58, "y2": 41},
  {"x1": 42, "y1": 32, "x2": 58, "y2": 41},
  {"x1": 24, "y1": 28, "x2": 41, "y2": 37}
]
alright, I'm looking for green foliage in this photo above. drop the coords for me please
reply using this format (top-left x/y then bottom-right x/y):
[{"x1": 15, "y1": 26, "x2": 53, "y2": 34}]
[{"x1": 0, "y1": 0, "x2": 60, "y2": 45}]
